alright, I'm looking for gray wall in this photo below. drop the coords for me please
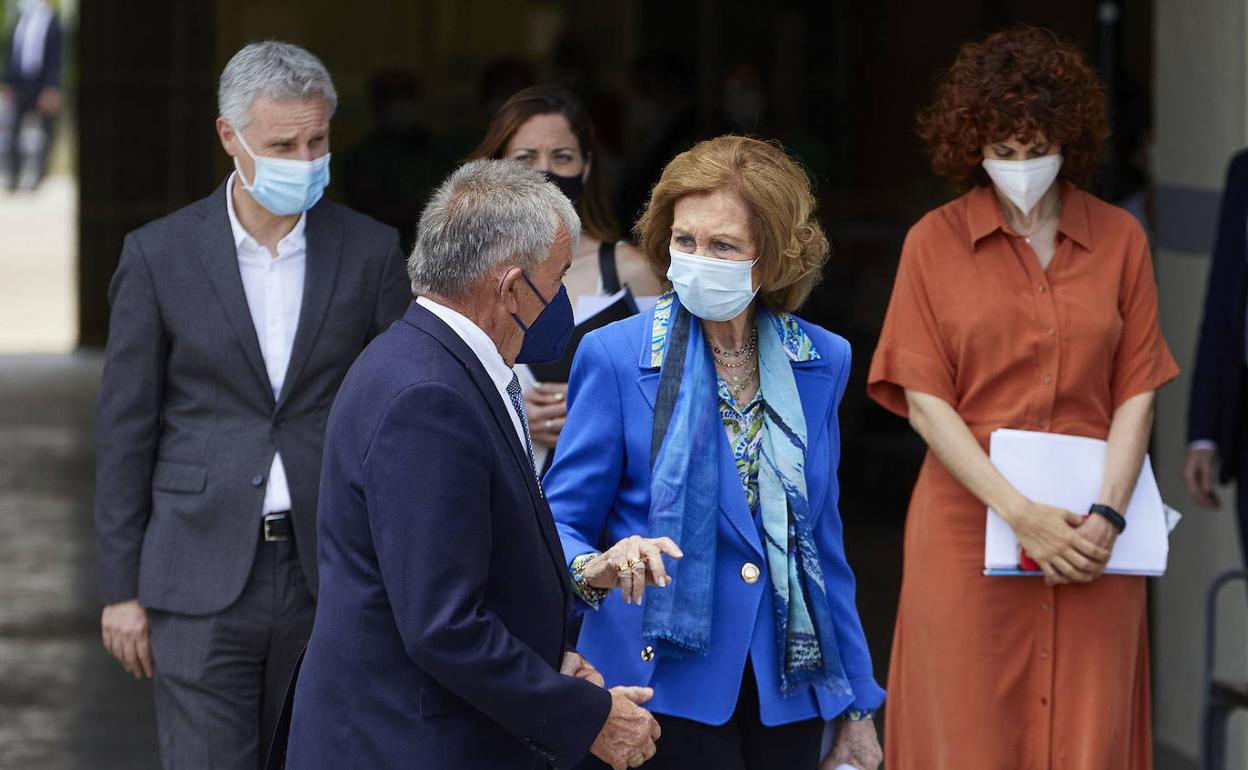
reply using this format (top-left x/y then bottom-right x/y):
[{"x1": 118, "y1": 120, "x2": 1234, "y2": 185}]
[{"x1": 1152, "y1": 0, "x2": 1248, "y2": 764}]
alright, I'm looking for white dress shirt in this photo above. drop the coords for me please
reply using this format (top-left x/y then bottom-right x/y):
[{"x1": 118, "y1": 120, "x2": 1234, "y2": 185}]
[
  {"x1": 12, "y1": 1, "x2": 53, "y2": 77},
  {"x1": 226, "y1": 173, "x2": 307, "y2": 515},
  {"x1": 415, "y1": 296, "x2": 527, "y2": 450}
]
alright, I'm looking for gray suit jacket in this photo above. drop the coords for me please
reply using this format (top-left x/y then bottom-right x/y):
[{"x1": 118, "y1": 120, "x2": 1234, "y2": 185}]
[{"x1": 94, "y1": 180, "x2": 412, "y2": 614}]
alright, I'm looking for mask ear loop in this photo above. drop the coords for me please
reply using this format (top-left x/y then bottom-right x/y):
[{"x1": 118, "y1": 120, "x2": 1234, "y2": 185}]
[
  {"x1": 232, "y1": 126, "x2": 259, "y2": 189},
  {"x1": 497, "y1": 266, "x2": 532, "y2": 333},
  {"x1": 497, "y1": 266, "x2": 520, "y2": 296},
  {"x1": 497, "y1": 267, "x2": 552, "y2": 307}
]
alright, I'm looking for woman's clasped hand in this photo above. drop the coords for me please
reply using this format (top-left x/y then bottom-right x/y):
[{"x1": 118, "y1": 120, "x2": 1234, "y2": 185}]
[{"x1": 1002, "y1": 501, "x2": 1115, "y2": 586}]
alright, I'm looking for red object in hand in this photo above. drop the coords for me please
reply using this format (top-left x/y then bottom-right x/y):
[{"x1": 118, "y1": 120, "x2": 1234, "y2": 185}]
[{"x1": 1019, "y1": 547, "x2": 1040, "y2": 572}]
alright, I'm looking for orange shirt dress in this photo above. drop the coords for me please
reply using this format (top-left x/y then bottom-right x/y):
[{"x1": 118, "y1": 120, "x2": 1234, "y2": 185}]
[{"x1": 867, "y1": 182, "x2": 1179, "y2": 770}]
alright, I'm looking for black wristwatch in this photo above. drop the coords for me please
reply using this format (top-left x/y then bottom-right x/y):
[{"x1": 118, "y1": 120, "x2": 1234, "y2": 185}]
[{"x1": 1088, "y1": 503, "x2": 1126, "y2": 533}]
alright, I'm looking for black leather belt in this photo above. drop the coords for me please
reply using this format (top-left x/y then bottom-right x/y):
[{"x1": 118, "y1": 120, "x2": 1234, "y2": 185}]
[{"x1": 263, "y1": 511, "x2": 292, "y2": 542}]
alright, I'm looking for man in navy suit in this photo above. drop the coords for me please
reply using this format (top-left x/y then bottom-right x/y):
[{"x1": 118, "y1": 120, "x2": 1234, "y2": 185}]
[
  {"x1": 280, "y1": 159, "x2": 661, "y2": 769},
  {"x1": 1, "y1": 0, "x2": 61, "y2": 191},
  {"x1": 1185, "y1": 149, "x2": 1248, "y2": 569}
]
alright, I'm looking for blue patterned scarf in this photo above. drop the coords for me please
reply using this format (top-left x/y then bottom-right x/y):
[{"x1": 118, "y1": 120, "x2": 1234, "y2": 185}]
[{"x1": 642, "y1": 297, "x2": 851, "y2": 694}]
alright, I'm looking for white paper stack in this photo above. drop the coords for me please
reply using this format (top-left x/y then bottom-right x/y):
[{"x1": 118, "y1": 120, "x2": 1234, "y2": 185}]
[{"x1": 984, "y1": 428, "x2": 1171, "y2": 576}]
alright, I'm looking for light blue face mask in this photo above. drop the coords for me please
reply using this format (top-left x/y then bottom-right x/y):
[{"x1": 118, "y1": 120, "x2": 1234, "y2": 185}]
[
  {"x1": 666, "y1": 247, "x2": 758, "y2": 321},
  {"x1": 233, "y1": 129, "x2": 331, "y2": 216}
]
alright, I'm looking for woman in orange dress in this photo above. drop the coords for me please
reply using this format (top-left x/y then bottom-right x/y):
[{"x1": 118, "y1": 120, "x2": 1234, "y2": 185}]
[{"x1": 868, "y1": 27, "x2": 1178, "y2": 770}]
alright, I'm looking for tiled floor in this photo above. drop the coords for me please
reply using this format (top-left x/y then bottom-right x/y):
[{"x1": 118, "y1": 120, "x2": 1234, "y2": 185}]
[{"x1": 0, "y1": 353, "x2": 160, "y2": 769}]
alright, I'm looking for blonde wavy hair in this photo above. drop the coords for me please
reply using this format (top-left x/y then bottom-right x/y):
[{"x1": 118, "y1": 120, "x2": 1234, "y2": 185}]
[{"x1": 633, "y1": 135, "x2": 829, "y2": 313}]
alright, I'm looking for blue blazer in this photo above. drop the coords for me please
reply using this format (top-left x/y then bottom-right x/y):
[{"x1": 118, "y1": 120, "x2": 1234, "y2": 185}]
[
  {"x1": 285, "y1": 302, "x2": 611, "y2": 769},
  {"x1": 1190, "y1": 148, "x2": 1248, "y2": 483},
  {"x1": 545, "y1": 302, "x2": 885, "y2": 727}
]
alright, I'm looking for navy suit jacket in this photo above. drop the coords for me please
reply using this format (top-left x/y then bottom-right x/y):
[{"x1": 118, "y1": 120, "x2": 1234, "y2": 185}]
[
  {"x1": 3, "y1": 9, "x2": 61, "y2": 99},
  {"x1": 1190, "y1": 149, "x2": 1248, "y2": 482},
  {"x1": 285, "y1": 301, "x2": 612, "y2": 769}
]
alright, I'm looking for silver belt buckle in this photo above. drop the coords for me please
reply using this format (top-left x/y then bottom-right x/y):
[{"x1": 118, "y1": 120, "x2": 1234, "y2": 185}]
[{"x1": 263, "y1": 514, "x2": 290, "y2": 542}]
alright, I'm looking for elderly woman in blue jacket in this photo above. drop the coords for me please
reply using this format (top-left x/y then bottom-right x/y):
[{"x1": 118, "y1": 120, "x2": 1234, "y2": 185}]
[{"x1": 545, "y1": 135, "x2": 884, "y2": 770}]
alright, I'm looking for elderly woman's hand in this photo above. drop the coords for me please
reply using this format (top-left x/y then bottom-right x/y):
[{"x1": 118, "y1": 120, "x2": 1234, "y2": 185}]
[
  {"x1": 583, "y1": 535, "x2": 684, "y2": 605},
  {"x1": 821, "y1": 719, "x2": 882, "y2": 770},
  {"x1": 524, "y1": 383, "x2": 568, "y2": 448}
]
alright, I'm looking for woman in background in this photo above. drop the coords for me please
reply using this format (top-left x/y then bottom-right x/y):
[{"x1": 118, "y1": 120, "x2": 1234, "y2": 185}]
[
  {"x1": 471, "y1": 86, "x2": 662, "y2": 468},
  {"x1": 868, "y1": 27, "x2": 1178, "y2": 769}
]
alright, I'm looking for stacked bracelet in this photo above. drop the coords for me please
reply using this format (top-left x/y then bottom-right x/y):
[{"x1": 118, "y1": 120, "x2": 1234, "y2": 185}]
[
  {"x1": 1088, "y1": 503, "x2": 1126, "y2": 533},
  {"x1": 570, "y1": 552, "x2": 609, "y2": 607}
]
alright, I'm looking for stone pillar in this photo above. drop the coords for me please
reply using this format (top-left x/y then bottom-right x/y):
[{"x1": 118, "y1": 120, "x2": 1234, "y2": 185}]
[{"x1": 1152, "y1": 0, "x2": 1248, "y2": 766}]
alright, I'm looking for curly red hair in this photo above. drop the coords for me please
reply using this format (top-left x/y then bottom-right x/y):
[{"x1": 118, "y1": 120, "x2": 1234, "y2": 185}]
[{"x1": 918, "y1": 26, "x2": 1110, "y2": 187}]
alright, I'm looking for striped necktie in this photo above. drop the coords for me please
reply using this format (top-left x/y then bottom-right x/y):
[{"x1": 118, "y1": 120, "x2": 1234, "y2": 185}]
[{"x1": 505, "y1": 373, "x2": 542, "y2": 494}]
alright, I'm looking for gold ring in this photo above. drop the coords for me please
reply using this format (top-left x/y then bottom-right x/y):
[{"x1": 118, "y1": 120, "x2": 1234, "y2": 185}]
[
  {"x1": 616, "y1": 563, "x2": 632, "y2": 574},
  {"x1": 628, "y1": 558, "x2": 645, "y2": 569}
]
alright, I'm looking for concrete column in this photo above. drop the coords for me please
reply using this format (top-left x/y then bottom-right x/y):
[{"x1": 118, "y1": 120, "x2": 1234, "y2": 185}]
[{"x1": 1152, "y1": 0, "x2": 1248, "y2": 766}]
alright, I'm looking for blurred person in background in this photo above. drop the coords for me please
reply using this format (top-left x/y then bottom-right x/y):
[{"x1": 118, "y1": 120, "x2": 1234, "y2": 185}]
[
  {"x1": 339, "y1": 68, "x2": 441, "y2": 255},
  {"x1": 1184, "y1": 149, "x2": 1248, "y2": 575},
  {"x1": 94, "y1": 41, "x2": 409, "y2": 769},
  {"x1": 470, "y1": 85, "x2": 663, "y2": 471},
  {"x1": 868, "y1": 27, "x2": 1177, "y2": 769},
  {"x1": 547, "y1": 135, "x2": 885, "y2": 770},
  {"x1": 1, "y1": 0, "x2": 61, "y2": 191}
]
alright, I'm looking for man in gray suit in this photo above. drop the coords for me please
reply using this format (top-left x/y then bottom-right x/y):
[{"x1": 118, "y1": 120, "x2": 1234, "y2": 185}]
[{"x1": 93, "y1": 41, "x2": 411, "y2": 769}]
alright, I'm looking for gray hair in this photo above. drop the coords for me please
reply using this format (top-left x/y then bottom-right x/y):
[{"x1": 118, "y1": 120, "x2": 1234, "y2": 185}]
[
  {"x1": 218, "y1": 41, "x2": 338, "y2": 130},
  {"x1": 409, "y1": 160, "x2": 580, "y2": 298}
]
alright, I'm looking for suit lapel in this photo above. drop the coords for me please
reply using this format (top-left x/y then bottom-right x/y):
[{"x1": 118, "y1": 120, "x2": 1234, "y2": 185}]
[
  {"x1": 278, "y1": 203, "x2": 342, "y2": 408},
  {"x1": 792, "y1": 364, "x2": 832, "y2": 441},
  {"x1": 192, "y1": 182, "x2": 274, "y2": 407},
  {"x1": 406, "y1": 304, "x2": 570, "y2": 598},
  {"x1": 637, "y1": 371, "x2": 765, "y2": 556}
]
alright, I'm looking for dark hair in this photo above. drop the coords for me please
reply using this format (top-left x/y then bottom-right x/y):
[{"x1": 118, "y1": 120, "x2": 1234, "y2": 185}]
[
  {"x1": 470, "y1": 85, "x2": 620, "y2": 242},
  {"x1": 917, "y1": 26, "x2": 1110, "y2": 187}
]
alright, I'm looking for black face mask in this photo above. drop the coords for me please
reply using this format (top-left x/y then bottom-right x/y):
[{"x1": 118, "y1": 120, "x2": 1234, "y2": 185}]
[{"x1": 542, "y1": 170, "x2": 585, "y2": 207}]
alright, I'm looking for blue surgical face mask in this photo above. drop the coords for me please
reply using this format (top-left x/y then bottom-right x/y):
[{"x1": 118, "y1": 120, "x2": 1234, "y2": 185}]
[
  {"x1": 503, "y1": 270, "x2": 575, "y2": 364},
  {"x1": 233, "y1": 128, "x2": 331, "y2": 216},
  {"x1": 666, "y1": 247, "x2": 758, "y2": 322}
]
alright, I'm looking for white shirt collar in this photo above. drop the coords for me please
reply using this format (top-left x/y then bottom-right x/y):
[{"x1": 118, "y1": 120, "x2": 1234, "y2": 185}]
[
  {"x1": 225, "y1": 172, "x2": 307, "y2": 255},
  {"x1": 415, "y1": 296, "x2": 514, "y2": 393}
]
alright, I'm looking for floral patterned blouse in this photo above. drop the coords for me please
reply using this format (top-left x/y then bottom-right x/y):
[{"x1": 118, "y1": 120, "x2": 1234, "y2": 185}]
[{"x1": 717, "y1": 380, "x2": 764, "y2": 512}]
